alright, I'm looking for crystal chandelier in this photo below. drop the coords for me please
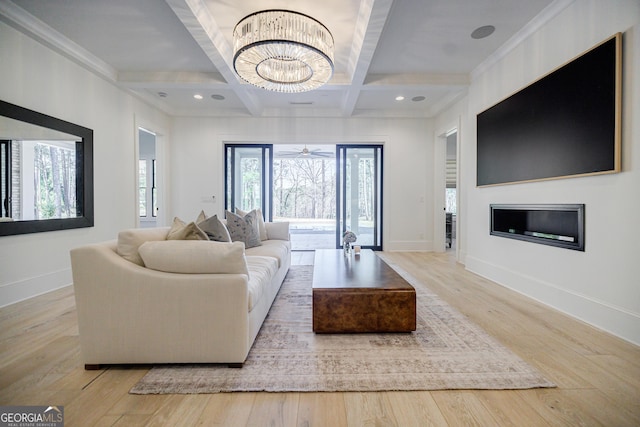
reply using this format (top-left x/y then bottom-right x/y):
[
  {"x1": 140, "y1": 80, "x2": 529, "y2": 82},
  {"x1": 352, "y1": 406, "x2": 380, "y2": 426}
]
[{"x1": 233, "y1": 10, "x2": 334, "y2": 93}]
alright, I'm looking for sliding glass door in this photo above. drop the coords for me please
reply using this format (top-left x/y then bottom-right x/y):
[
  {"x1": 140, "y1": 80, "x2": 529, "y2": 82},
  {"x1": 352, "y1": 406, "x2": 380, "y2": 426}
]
[
  {"x1": 336, "y1": 145, "x2": 383, "y2": 250},
  {"x1": 225, "y1": 144, "x2": 272, "y2": 220},
  {"x1": 225, "y1": 143, "x2": 383, "y2": 250}
]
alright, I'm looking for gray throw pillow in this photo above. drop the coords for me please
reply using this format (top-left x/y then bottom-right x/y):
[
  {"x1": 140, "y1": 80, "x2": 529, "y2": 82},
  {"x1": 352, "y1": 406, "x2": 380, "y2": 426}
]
[
  {"x1": 236, "y1": 207, "x2": 268, "y2": 241},
  {"x1": 198, "y1": 214, "x2": 231, "y2": 242},
  {"x1": 225, "y1": 210, "x2": 262, "y2": 249}
]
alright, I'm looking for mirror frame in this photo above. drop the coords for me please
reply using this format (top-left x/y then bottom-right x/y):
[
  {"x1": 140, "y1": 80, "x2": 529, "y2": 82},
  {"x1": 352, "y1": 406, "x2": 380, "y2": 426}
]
[{"x1": 0, "y1": 100, "x2": 94, "y2": 236}]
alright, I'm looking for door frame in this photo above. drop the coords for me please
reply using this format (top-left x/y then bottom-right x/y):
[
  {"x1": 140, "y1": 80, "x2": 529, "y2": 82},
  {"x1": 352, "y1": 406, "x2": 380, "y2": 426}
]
[
  {"x1": 224, "y1": 144, "x2": 273, "y2": 220},
  {"x1": 336, "y1": 144, "x2": 384, "y2": 251},
  {"x1": 134, "y1": 115, "x2": 167, "y2": 228},
  {"x1": 434, "y1": 117, "x2": 461, "y2": 258}
]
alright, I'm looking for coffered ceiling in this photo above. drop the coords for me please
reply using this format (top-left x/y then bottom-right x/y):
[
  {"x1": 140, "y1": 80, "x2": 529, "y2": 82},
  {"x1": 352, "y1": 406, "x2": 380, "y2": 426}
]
[{"x1": 1, "y1": 0, "x2": 562, "y2": 118}]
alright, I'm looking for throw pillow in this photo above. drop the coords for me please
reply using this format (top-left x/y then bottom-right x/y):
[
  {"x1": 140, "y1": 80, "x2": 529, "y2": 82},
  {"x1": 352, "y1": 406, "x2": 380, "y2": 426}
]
[
  {"x1": 167, "y1": 217, "x2": 209, "y2": 241},
  {"x1": 139, "y1": 240, "x2": 249, "y2": 275},
  {"x1": 195, "y1": 210, "x2": 207, "y2": 224},
  {"x1": 116, "y1": 227, "x2": 170, "y2": 266},
  {"x1": 198, "y1": 214, "x2": 231, "y2": 242},
  {"x1": 225, "y1": 210, "x2": 262, "y2": 248},
  {"x1": 236, "y1": 207, "x2": 268, "y2": 241}
]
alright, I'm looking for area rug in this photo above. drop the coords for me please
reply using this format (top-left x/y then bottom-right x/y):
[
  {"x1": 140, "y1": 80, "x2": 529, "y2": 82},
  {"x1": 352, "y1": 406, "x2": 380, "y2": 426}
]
[{"x1": 130, "y1": 262, "x2": 555, "y2": 394}]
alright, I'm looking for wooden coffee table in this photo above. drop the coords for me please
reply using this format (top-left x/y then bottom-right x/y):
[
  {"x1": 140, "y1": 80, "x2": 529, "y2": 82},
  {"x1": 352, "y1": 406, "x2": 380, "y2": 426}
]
[{"x1": 312, "y1": 249, "x2": 416, "y2": 333}]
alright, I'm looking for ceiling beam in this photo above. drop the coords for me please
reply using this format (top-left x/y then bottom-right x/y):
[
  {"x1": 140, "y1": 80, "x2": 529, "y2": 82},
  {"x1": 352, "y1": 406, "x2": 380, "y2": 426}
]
[
  {"x1": 341, "y1": 0, "x2": 394, "y2": 116},
  {"x1": 164, "y1": 0, "x2": 263, "y2": 116}
]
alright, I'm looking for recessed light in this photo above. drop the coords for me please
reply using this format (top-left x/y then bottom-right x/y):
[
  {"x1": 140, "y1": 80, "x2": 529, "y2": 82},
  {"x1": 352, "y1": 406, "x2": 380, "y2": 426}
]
[
  {"x1": 193, "y1": 94, "x2": 203, "y2": 100},
  {"x1": 211, "y1": 94, "x2": 225, "y2": 100},
  {"x1": 412, "y1": 96, "x2": 426, "y2": 102},
  {"x1": 471, "y1": 25, "x2": 495, "y2": 39},
  {"x1": 395, "y1": 96, "x2": 405, "y2": 101}
]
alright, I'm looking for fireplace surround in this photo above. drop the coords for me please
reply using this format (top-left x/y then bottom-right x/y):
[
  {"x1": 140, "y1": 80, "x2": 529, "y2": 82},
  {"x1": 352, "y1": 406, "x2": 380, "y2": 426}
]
[{"x1": 490, "y1": 204, "x2": 585, "y2": 251}]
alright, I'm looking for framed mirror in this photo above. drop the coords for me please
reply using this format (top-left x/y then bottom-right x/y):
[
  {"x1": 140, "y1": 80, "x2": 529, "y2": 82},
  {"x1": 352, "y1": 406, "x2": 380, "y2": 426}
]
[{"x1": 0, "y1": 100, "x2": 93, "y2": 236}]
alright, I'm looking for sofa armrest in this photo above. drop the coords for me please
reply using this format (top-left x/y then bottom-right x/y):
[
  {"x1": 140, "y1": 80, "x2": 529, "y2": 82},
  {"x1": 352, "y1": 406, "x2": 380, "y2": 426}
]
[
  {"x1": 265, "y1": 221, "x2": 290, "y2": 241},
  {"x1": 70, "y1": 242, "x2": 251, "y2": 364}
]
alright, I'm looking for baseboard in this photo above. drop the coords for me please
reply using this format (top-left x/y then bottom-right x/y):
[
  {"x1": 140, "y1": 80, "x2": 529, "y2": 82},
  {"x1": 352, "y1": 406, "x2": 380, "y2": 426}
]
[
  {"x1": 465, "y1": 255, "x2": 640, "y2": 346},
  {"x1": 385, "y1": 240, "x2": 432, "y2": 252},
  {"x1": 0, "y1": 268, "x2": 72, "y2": 308}
]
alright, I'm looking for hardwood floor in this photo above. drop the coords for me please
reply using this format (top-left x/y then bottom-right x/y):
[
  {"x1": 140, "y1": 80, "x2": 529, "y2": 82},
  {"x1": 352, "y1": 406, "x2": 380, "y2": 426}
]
[{"x1": 1, "y1": 251, "x2": 638, "y2": 426}]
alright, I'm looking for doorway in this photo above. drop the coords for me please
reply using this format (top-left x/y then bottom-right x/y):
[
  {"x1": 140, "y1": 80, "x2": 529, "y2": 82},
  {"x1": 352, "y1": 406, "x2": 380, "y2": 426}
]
[
  {"x1": 273, "y1": 144, "x2": 336, "y2": 250},
  {"x1": 336, "y1": 145, "x2": 383, "y2": 250},
  {"x1": 445, "y1": 131, "x2": 457, "y2": 250}
]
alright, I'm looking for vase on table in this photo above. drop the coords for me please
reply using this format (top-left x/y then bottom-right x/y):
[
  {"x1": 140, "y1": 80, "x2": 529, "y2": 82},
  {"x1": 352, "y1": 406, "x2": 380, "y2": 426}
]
[{"x1": 343, "y1": 242, "x2": 351, "y2": 255}]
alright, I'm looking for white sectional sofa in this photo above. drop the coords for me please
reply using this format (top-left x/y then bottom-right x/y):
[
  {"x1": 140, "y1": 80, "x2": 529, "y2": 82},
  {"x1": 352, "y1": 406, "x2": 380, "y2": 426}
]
[{"x1": 70, "y1": 221, "x2": 290, "y2": 369}]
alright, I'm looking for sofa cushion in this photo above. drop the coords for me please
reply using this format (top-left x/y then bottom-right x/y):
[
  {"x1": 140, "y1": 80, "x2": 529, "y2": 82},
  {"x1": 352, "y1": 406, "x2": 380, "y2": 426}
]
[
  {"x1": 167, "y1": 217, "x2": 209, "y2": 241},
  {"x1": 116, "y1": 227, "x2": 170, "y2": 266},
  {"x1": 138, "y1": 240, "x2": 249, "y2": 275},
  {"x1": 246, "y1": 255, "x2": 279, "y2": 279},
  {"x1": 236, "y1": 208, "x2": 268, "y2": 241},
  {"x1": 225, "y1": 210, "x2": 262, "y2": 249},
  {"x1": 246, "y1": 256, "x2": 278, "y2": 311},
  {"x1": 245, "y1": 240, "x2": 291, "y2": 268},
  {"x1": 198, "y1": 214, "x2": 231, "y2": 242}
]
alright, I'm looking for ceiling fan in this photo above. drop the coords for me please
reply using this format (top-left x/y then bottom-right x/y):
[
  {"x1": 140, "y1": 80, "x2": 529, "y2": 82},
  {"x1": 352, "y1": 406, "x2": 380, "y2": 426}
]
[{"x1": 276, "y1": 145, "x2": 334, "y2": 159}]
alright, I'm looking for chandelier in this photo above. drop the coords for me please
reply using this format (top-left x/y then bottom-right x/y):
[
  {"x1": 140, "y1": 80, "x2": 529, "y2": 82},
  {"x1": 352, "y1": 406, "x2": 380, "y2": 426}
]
[{"x1": 233, "y1": 10, "x2": 334, "y2": 93}]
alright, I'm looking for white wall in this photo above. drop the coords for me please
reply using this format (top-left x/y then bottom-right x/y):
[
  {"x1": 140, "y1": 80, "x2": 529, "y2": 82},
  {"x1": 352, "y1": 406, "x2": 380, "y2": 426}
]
[
  {"x1": 170, "y1": 116, "x2": 434, "y2": 252},
  {"x1": 438, "y1": 0, "x2": 640, "y2": 344},
  {"x1": 0, "y1": 21, "x2": 171, "y2": 306}
]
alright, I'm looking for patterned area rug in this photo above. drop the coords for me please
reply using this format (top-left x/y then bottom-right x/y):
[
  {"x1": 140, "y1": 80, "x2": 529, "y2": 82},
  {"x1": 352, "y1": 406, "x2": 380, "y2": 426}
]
[{"x1": 130, "y1": 262, "x2": 555, "y2": 394}]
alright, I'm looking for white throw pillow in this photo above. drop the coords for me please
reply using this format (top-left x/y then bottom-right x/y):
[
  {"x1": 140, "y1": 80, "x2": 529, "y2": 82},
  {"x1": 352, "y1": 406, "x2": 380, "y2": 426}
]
[
  {"x1": 116, "y1": 227, "x2": 170, "y2": 266},
  {"x1": 138, "y1": 240, "x2": 249, "y2": 275}
]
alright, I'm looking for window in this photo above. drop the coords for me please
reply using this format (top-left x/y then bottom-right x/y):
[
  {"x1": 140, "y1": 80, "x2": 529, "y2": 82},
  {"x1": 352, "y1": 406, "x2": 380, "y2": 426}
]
[
  {"x1": 446, "y1": 188, "x2": 457, "y2": 214},
  {"x1": 152, "y1": 159, "x2": 157, "y2": 217},
  {"x1": 1, "y1": 140, "x2": 10, "y2": 218},
  {"x1": 139, "y1": 160, "x2": 147, "y2": 217}
]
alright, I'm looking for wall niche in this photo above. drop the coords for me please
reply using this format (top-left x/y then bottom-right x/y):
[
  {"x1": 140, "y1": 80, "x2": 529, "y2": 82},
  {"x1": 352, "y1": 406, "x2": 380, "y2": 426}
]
[{"x1": 490, "y1": 204, "x2": 585, "y2": 251}]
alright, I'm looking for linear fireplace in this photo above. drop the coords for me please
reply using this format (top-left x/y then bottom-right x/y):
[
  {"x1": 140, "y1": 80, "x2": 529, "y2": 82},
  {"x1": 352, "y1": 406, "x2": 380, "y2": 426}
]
[{"x1": 490, "y1": 204, "x2": 585, "y2": 251}]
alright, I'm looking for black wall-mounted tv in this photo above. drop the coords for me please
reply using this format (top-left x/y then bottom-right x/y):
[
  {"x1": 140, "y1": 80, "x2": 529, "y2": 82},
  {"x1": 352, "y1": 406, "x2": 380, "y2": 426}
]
[{"x1": 477, "y1": 33, "x2": 621, "y2": 186}]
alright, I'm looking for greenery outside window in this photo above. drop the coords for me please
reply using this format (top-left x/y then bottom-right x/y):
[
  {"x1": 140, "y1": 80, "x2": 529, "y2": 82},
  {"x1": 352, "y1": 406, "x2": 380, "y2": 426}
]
[{"x1": 139, "y1": 160, "x2": 147, "y2": 217}]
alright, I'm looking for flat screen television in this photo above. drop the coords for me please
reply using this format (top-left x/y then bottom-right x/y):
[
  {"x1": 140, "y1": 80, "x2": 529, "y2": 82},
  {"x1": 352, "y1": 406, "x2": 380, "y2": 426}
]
[{"x1": 476, "y1": 33, "x2": 621, "y2": 186}]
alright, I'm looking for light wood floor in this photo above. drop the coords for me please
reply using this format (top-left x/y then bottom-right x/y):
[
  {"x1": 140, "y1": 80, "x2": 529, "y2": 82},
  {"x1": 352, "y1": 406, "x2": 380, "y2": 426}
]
[{"x1": 1, "y1": 251, "x2": 639, "y2": 426}]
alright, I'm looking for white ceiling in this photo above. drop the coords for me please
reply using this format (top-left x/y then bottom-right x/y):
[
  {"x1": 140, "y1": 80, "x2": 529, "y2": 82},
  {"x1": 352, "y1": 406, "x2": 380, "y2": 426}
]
[{"x1": 1, "y1": 0, "x2": 561, "y2": 118}]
